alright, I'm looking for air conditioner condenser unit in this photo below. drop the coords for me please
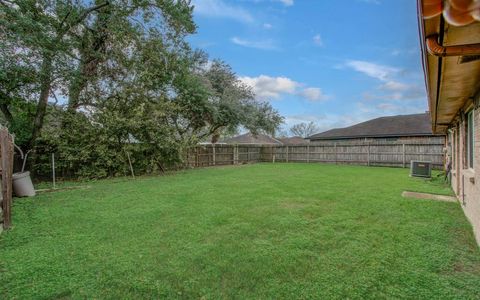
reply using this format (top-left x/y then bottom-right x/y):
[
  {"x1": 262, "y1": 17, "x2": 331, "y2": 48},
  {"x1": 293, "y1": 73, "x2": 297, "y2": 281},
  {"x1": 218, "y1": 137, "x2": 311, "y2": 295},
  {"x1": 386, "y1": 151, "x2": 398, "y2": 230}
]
[{"x1": 410, "y1": 161, "x2": 432, "y2": 178}]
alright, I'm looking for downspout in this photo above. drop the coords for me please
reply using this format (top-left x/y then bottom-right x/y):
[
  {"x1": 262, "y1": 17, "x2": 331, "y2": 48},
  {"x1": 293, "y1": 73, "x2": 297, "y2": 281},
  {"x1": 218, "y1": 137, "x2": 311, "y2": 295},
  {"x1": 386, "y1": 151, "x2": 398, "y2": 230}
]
[{"x1": 426, "y1": 34, "x2": 480, "y2": 57}]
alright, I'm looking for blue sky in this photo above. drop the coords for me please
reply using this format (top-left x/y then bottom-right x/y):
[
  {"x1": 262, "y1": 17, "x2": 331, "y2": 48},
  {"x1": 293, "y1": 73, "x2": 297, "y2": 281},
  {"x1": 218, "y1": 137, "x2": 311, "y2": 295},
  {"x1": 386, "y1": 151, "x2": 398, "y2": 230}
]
[{"x1": 189, "y1": 0, "x2": 427, "y2": 133}]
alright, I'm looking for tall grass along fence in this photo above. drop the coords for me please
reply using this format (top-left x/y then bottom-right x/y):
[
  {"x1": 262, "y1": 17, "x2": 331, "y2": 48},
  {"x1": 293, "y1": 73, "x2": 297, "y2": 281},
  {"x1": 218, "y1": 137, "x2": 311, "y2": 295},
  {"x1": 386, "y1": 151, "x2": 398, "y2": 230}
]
[{"x1": 187, "y1": 141, "x2": 445, "y2": 169}]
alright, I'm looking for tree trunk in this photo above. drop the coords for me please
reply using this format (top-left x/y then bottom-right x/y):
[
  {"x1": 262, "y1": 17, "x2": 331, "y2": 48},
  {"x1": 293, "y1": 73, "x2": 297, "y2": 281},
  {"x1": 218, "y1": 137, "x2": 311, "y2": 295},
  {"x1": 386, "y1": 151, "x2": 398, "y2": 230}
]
[
  {"x1": 0, "y1": 93, "x2": 13, "y2": 124},
  {"x1": 67, "y1": 71, "x2": 87, "y2": 112},
  {"x1": 28, "y1": 52, "x2": 53, "y2": 150}
]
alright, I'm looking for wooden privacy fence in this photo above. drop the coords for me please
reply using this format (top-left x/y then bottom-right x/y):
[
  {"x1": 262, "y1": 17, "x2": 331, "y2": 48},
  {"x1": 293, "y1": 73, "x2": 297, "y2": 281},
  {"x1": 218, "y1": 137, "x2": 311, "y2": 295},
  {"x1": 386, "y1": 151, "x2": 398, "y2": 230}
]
[
  {"x1": 0, "y1": 128, "x2": 14, "y2": 231},
  {"x1": 187, "y1": 141, "x2": 445, "y2": 169}
]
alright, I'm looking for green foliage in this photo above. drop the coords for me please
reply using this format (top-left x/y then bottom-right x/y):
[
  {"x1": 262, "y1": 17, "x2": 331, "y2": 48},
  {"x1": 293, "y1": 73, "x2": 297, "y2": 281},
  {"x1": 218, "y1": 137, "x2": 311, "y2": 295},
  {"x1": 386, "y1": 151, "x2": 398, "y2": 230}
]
[
  {"x1": 1, "y1": 164, "x2": 479, "y2": 298},
  {"x1": 1, "y1": 1, "x2": 283, "y2": 178},
  {"x1": 34, "y1": 108, "x2": 185, "y2": 179}
]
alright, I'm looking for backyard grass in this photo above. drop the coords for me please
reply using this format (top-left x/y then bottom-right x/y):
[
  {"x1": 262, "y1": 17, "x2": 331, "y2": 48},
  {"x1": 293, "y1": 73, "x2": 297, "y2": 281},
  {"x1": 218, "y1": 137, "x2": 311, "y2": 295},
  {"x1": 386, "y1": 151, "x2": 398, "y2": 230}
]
[{"x1": 1, "y1": 163, "x2": 480, "y2": 299}]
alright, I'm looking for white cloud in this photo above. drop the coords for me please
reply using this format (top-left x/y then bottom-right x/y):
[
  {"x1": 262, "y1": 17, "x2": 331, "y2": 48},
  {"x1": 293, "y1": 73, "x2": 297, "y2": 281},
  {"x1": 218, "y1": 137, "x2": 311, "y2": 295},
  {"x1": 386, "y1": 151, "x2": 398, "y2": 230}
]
[
  {"x1": 379, "y1": 80, "x2": 409, "y2": 91},
  {"x1": 299, "y1": 87, "x2": 329, "y2": 101},
  {"x1": 313, "y1": 34, "x2": 323, "y2": 47},
  {"x1": 240, "y1": 75, "x2": 298, "y2": 99},
  {"x1": 342, "y1": 59, "x2": 425, "y2": 101},
  {"x1": 376, "y1": 81, "x2": 425, "y2": 101},
  {"x1": 345, "y1": 60, "x2": 399, "y2": 82},
  {"x1": 192, "y1": 0, "x2": 254, "y2": 23},
  {"x1": 263, "y1": 23, "x2": 273, "y2": 29},
  {"x1": 391, "y1": 47, "x2": 418, "y2": 56},
  {"x1": 283, "y1": 113, "x2": 370, "y2": 134},
  {"x1": 240, "y1": 75, "x2": 330, "y2": 102},
  {"x1": 231, "y1": 37, "x2": 279, "y2": 50}
]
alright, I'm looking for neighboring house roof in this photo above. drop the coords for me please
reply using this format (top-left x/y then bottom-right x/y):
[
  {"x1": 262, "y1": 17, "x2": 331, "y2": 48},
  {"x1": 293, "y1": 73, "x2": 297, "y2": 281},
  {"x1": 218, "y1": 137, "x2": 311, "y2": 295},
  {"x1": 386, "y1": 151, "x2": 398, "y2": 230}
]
[
  {"x1": 278, "y1": 136, "x2": 309, "y2": 145},
  {"x1": 223, "y1": 133, "x2": 283, "y2": 145},
  {"x1": 197, "y1": 142, "x2": 227, "y2": 145},
  {"x1": 308, "y1": 113, "x2": 438, "y2": 140}
]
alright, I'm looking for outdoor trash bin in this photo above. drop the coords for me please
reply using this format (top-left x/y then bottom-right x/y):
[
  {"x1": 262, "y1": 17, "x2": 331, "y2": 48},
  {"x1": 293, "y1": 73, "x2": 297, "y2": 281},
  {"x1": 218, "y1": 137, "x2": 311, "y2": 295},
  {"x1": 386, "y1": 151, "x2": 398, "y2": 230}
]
[{"x1": 12, "y1": 171, "x2": 35, "y2": 197}]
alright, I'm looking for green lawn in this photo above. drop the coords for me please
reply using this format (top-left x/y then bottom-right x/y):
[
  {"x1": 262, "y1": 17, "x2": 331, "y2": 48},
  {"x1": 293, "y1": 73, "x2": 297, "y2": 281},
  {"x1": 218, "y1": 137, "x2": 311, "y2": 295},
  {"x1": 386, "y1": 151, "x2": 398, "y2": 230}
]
[{"x1": 1, "y1": 163, "x2": 479, "y2": 299}]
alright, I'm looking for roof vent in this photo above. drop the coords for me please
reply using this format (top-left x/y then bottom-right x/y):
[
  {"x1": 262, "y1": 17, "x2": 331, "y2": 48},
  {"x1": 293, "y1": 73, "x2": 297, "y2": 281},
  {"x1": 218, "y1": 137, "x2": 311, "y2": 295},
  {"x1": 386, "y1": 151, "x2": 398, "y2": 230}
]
[{"x1": 458, "y1": 55, "x2": 480, "y2": 64}]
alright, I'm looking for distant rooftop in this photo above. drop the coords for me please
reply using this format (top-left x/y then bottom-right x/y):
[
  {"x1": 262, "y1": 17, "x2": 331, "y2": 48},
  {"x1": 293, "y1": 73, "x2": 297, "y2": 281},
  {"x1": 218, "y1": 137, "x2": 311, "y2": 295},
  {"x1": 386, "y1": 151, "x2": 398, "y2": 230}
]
[
  {"x1": 277, "y1": 136, "x2": 308, "y2": 145},
  {"x1": 308, "y1": 113, "x2": 438, "y2": 140}
]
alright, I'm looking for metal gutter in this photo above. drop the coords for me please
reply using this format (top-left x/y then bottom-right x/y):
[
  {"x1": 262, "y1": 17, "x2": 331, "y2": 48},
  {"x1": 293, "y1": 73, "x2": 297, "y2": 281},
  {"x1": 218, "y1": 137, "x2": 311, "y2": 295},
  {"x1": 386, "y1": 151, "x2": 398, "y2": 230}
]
[{"x1": 417, "y1": 0, "x2": 437, "y2": 133}]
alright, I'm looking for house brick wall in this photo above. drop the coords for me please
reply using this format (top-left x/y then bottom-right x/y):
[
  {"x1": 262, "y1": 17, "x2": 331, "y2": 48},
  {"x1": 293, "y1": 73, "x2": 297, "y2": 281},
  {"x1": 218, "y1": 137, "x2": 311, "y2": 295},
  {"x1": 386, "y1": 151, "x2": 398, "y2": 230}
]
[{"x1": 448, "y1": 103, "x2": 480, "y2": 244}]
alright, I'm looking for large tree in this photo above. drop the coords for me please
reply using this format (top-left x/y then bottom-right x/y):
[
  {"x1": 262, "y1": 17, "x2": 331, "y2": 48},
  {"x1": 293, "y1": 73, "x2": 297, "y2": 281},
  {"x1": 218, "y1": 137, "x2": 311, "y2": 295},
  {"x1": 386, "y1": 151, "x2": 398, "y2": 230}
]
[
  {"x1": 289, "y1": 121, "x2": 320, "y2": 138},
  {"x1": 171, "y1": 59, "x2": 283, "y2": 143},
  {"x1": 1, "y1": 0, "x2": 285, "y2": 177},
  {"x1": 0, "y1": 0, "x2": 196, "y2": 150}
]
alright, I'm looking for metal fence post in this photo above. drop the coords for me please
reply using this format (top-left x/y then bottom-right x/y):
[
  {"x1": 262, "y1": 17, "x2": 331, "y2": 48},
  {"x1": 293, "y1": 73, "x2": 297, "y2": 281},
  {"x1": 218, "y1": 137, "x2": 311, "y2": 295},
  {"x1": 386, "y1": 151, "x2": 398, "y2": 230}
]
[{"x1": 52, "y1": 153, "x2": 57, "y2": 188}]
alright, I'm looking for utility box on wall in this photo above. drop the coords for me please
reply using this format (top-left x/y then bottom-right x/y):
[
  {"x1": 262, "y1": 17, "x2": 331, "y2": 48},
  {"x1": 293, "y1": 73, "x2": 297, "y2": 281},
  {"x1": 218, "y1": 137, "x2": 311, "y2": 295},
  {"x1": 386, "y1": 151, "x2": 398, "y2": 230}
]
[{"x1": 410, "y1": 161, "x2": 432, "y2": 178}]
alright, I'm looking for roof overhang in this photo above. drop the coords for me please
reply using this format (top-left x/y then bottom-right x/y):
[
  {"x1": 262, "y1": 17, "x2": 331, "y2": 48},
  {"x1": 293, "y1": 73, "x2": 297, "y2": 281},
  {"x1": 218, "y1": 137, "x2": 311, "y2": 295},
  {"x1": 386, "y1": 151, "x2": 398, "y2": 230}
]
[{"x1": 418, "y1": 0, "x2": 480, "y2": 134}]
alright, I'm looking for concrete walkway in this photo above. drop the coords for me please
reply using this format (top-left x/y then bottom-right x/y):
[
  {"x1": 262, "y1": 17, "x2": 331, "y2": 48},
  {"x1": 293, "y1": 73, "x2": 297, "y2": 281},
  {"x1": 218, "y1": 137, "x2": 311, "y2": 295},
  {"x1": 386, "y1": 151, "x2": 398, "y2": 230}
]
[{"x1": 402, "y1": 191, "x2": 458, "y2": 203}]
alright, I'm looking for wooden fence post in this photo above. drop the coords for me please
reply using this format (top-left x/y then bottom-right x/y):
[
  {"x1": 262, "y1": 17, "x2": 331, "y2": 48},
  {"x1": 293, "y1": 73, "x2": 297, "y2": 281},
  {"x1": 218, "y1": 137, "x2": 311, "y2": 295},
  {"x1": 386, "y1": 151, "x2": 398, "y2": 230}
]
[
  {"x1": 307, "y1": 145, "x2": 310, "y2": 163},
  {"x1": 286, "y1": 146, "x2": 289, "y2": 163},
  {"x1": 367, "y1": 144, "x2": 370, "y2": 166},
  {"x1": 232, "y1": 145, "x2": 235, "y2": 165},
  {"x1": 334, "y1": 142, "x2": 337, "y2": 164},
  {"x1": 52, "y1": 153, "x2": 58, "y2": 186},
  {"x1": 272, "y1": 146, "x2": 276, "y2": 163},
  {"x1": 235, "y1": 145, "x2": 239, "y2": 164},
  {"x1": 196, "y1": 147, "x2": 199, "y2": 167},
  {"x1": 1, "y1": 129, "x2": 13, "y2": 230},
  {"x1": 212, "y1": 144, "x2": 216, "y2": 166},
  {"x1": 402, "y1": 143, "x2": 406, "y2": 168}
]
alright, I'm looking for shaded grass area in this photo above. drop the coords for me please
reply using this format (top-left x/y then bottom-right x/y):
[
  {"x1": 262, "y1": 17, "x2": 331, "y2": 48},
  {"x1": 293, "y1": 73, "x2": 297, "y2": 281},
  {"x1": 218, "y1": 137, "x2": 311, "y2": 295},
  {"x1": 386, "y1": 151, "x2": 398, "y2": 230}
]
[{"x1": 1, "y1": 163, "x2": 479, "y2": 299}]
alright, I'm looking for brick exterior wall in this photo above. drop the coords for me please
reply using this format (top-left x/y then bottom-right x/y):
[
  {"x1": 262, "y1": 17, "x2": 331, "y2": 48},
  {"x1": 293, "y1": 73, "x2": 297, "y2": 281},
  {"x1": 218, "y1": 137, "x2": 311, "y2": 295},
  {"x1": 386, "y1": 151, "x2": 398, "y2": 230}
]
[{"x1": 448, "y1": 103, "x2": 480, "y2": 244}]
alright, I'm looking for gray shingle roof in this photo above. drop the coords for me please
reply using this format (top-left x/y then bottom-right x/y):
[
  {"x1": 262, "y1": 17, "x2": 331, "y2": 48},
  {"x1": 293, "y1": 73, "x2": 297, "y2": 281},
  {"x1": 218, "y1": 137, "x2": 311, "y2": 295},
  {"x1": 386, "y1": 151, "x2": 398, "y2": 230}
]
[
  {"x1": 308, "y1": 113, "x2": 437, "y2": 140},
  {"x1": 278, "y1": 136, "x2": 309, "y2": 145}
]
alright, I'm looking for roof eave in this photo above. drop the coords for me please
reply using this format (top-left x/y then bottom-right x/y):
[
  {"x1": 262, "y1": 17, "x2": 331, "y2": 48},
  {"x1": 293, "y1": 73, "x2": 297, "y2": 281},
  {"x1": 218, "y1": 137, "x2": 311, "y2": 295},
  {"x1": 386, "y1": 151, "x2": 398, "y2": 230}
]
[
  {"x1": 309, "y1": 133, "x2": 441, "y2": 141},
  {"x1": 417, "y1": 0, "x2": 438, "y2": 134}
]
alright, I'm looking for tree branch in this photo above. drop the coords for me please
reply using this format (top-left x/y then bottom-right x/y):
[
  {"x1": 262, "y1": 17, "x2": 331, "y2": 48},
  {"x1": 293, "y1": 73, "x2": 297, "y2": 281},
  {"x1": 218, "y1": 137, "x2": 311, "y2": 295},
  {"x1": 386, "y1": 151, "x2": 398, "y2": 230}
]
[
  {"x1": 75, "y1": 2, "x2": 110, "y2": 24},
  {"x1": 59, "y1": 2, "x2": 110, "y2": 36}
]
